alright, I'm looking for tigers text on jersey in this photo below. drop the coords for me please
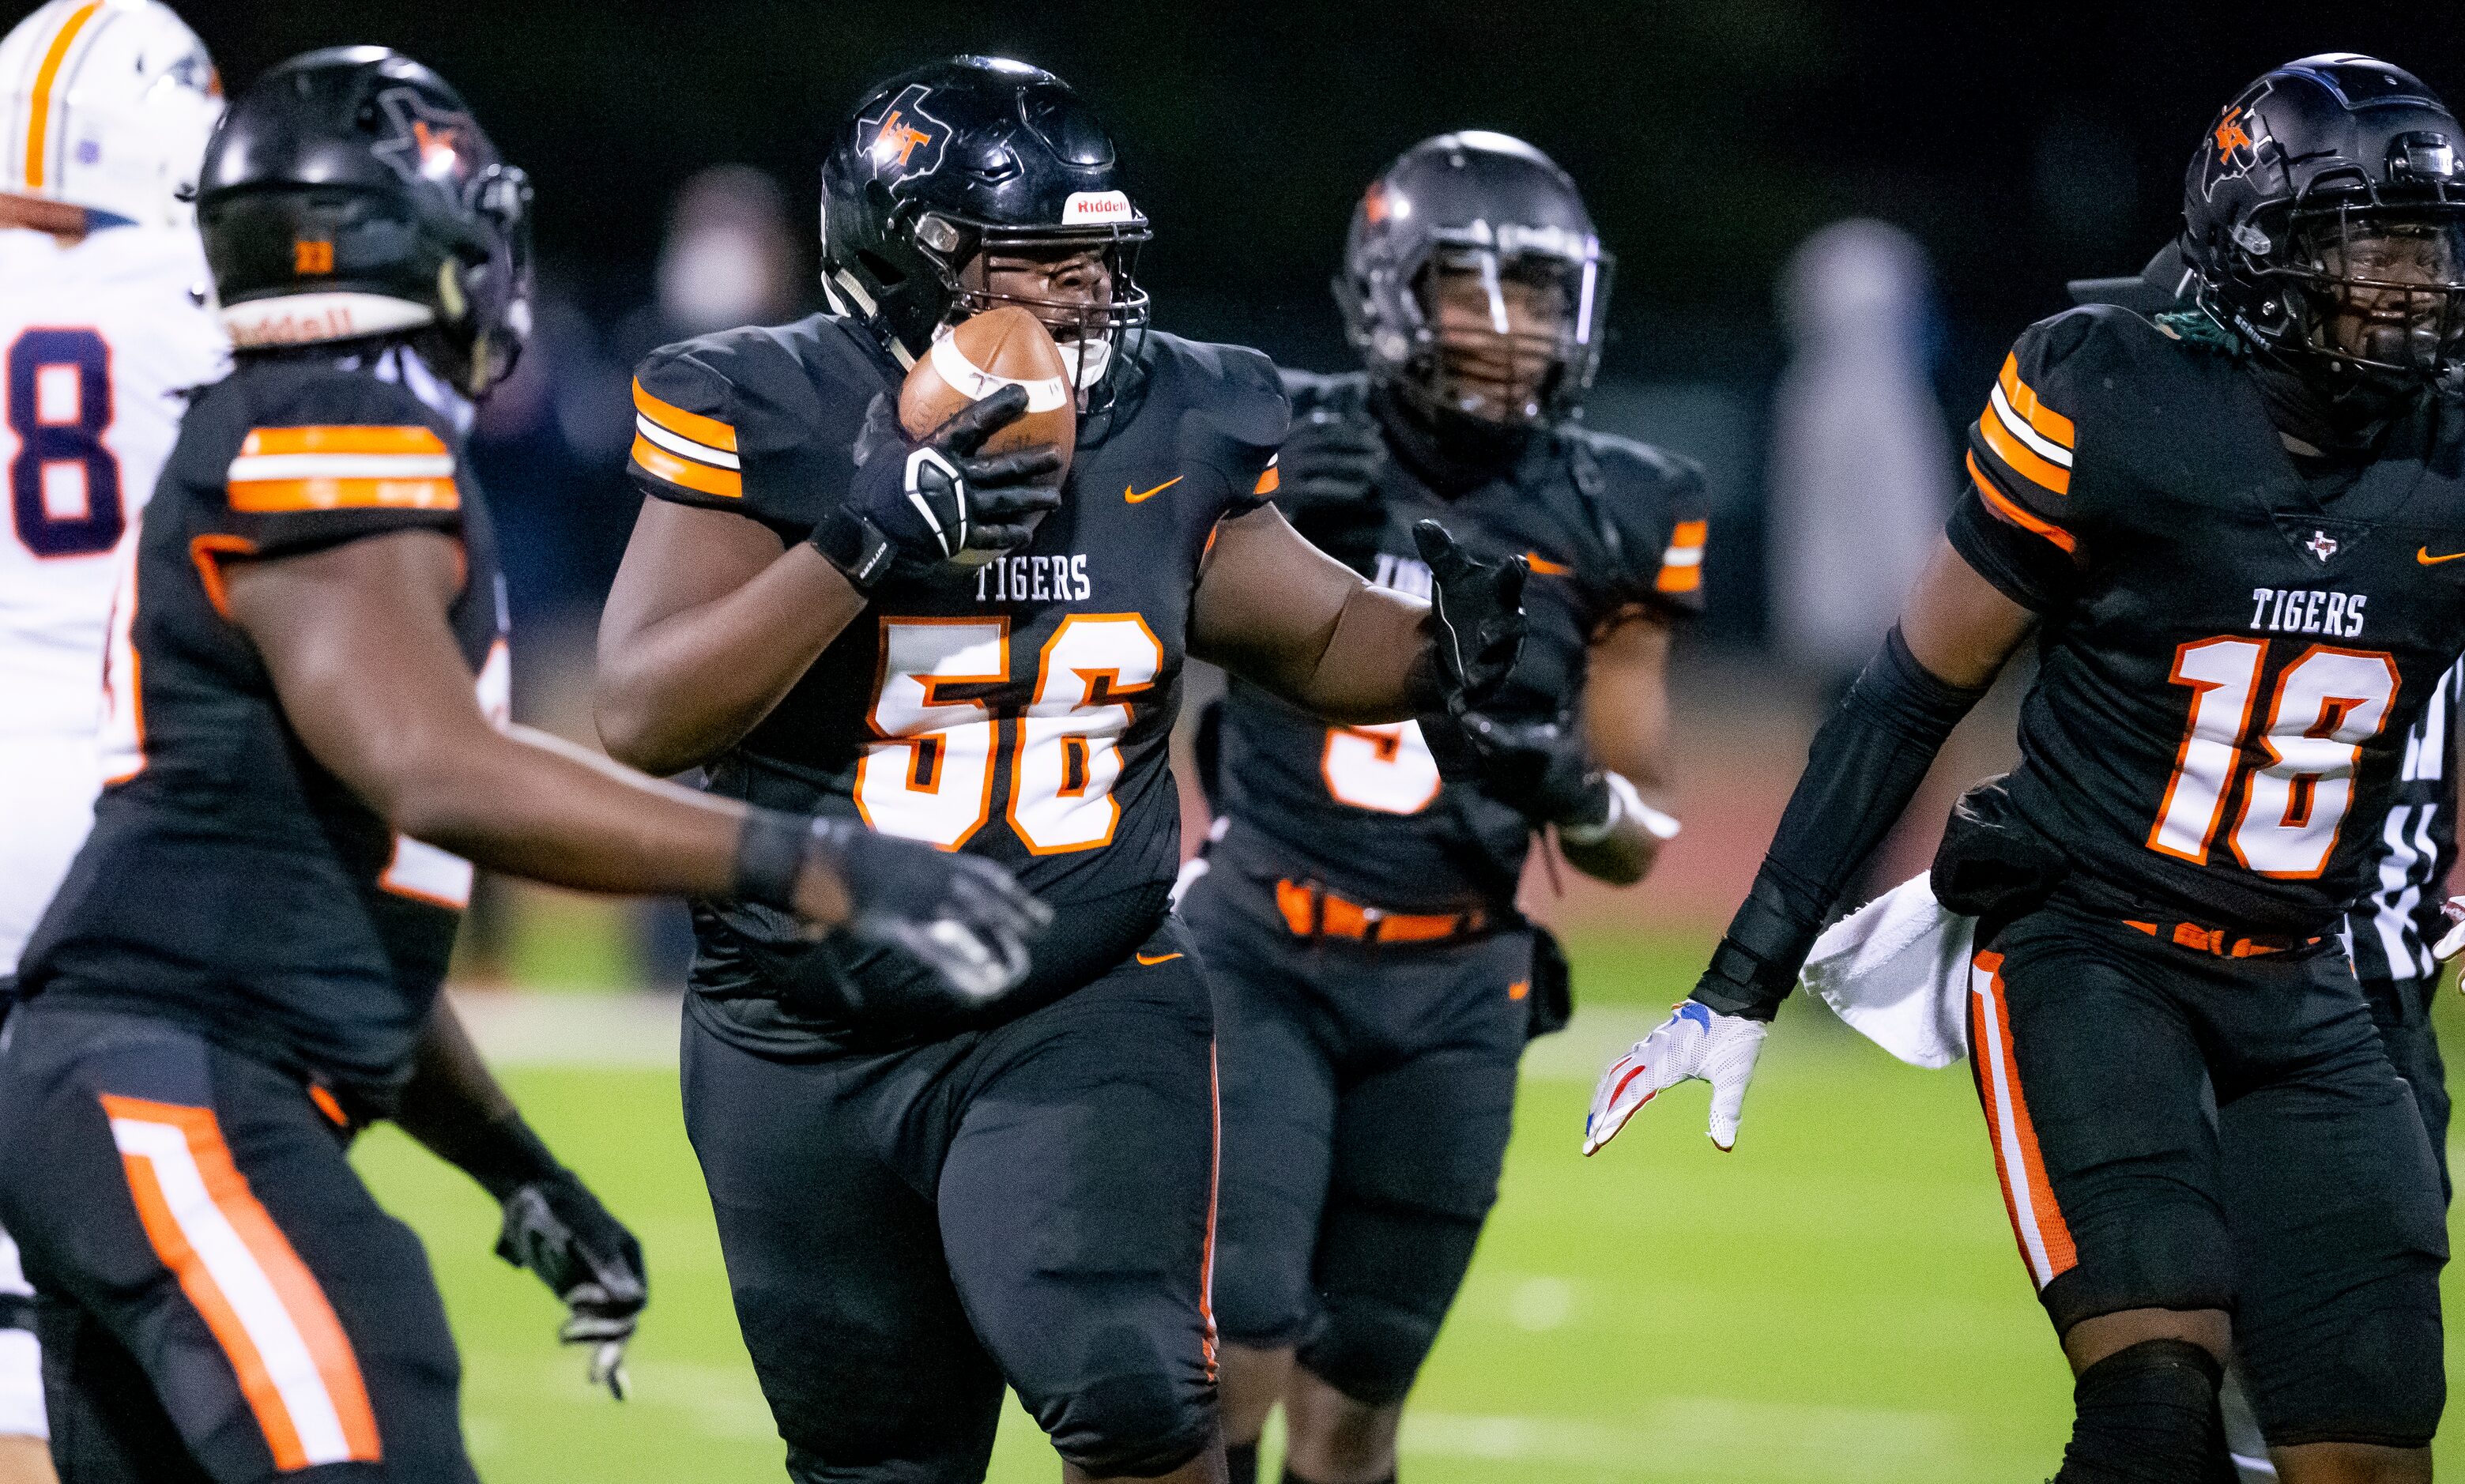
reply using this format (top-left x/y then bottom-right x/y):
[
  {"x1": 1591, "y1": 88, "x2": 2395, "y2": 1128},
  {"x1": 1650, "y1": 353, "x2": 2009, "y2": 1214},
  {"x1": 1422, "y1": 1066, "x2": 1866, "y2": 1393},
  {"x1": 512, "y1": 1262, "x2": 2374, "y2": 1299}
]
[
  {"x1": 628, "y1": 315, "x2": 1285, "y2": 1052},
  {"x1": 1950, "y1": 304, "x2": 2465, "y2": 936},
  {"x1": 1214, "y1": 372, "x2": 1706, "y2": 912},
  {"x1": 17, "y1": 348, "x2": 505, "y2": 1102},
  {"x1": 0, "y1": 224, "x2": 225, "y2": 736}
]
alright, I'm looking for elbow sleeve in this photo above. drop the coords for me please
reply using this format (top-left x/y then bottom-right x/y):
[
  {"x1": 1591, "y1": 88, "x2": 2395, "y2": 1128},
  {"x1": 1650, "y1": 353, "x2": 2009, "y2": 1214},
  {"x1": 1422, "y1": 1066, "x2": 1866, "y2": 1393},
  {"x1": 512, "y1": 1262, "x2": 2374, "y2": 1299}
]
[{"x1": 1694, "y1": 627, "x2": 1988, "y2": 1019}]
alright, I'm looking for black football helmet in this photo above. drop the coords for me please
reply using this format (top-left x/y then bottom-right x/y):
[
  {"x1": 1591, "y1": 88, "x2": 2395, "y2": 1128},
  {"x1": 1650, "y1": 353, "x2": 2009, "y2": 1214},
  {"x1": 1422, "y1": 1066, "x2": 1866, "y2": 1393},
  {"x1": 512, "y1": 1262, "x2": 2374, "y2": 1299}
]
[
  {"x1": 198, "y1": 47, "x2": 533, "y2": 397},
  {"x1": 2182, "y1": 54, "x2": 2465, "y2": 386},
  {"x1": 820, "y1": 56, "x2": 1149, "y2": 413},
  {"x1": 1336, "y1": 131, "x2": 1611, "y2": 427}
]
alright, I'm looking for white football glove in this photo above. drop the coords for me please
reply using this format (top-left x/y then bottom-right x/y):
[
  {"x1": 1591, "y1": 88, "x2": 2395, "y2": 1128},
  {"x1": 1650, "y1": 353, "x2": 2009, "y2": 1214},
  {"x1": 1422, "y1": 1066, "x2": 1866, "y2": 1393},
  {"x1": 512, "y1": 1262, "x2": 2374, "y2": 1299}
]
[
  {"x1": 1583, "y1": 1000, "x2": 1770, "y2": 1155},
  {"x1": 2433, "y1": 896, "x2": 2465, "y2": 962}
]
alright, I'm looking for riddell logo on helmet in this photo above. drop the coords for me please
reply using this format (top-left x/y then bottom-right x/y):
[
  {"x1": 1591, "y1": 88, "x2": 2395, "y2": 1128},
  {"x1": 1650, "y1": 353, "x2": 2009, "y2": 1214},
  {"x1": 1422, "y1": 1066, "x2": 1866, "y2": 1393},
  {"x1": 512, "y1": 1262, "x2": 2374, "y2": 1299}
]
[
  {"x1": 860, "y1": 85, "x2": 950, "y2": 180},
  {"x1": 1061, "y1": 190, "x2": 1133, "y2": 224}
]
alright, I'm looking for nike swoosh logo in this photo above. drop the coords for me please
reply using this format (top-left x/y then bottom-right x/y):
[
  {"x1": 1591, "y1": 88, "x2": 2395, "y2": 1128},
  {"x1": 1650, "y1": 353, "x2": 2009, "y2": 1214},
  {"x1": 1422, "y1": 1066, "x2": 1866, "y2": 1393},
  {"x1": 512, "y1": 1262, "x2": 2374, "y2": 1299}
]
[
  {"x1": 1125, "y1": 476, "x2": 1183, "y2": 504},
  {"x1": 2421, "y1": 546, "x2": 2465, "y2": 565},
  {"x1": 1135, "y1": 951, "x2": 1184, "y2": 966}
]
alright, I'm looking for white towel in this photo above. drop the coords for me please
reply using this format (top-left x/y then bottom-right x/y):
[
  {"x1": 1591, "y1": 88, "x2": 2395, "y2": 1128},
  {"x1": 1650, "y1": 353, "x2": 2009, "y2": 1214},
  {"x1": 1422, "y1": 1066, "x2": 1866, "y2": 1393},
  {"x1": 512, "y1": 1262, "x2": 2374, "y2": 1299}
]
[{"x1": 1798, "y1": 873, "x2": 1977, "y2": 1068}]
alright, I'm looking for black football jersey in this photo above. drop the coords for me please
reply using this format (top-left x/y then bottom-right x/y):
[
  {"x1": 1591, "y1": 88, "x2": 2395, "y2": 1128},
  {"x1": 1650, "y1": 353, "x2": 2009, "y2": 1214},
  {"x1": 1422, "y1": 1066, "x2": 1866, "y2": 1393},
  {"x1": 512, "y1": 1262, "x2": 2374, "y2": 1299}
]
[
  {"x1": 2346, "y1": 656, "x2": 2463, "y2": 988},
  {"x1": 1211, "y1": 372, "x2": 1707, "y2": 912},
  {"x1": 21, "y1": 346, "x2": 506, "y2": 1101},
  {"x1": 1949, "y1": 305, "x2": 2465, "y2": 936},
  {"x1": 627, "y1": 315, "x2": 1284, "y2": 1053}
]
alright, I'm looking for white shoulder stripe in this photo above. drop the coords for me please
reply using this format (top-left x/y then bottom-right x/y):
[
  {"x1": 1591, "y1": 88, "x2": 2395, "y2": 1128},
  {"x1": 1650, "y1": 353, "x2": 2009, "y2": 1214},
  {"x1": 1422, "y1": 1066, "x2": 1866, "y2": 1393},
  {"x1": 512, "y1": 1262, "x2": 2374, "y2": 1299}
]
[
  {"x1": 226, "y1": 453, "x2": 456, "y2": 483},
  {"x1": 1988, "y1": 382, "x2": 2073, "y2": 469},
  {"x1": 634, "y1": 413, "x2": 740, "y2": 470}
]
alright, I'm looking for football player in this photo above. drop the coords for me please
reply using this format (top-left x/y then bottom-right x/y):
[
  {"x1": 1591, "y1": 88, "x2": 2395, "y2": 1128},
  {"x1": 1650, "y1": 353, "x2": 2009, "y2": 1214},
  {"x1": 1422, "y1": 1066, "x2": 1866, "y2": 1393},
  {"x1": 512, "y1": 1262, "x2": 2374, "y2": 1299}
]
[
  {"x1": 0, "y1": 4, "x2": 227, "y2": 1478},
  {"x1": 596, "y1": 57, "x2": 1526, "y2": 1484},
  {"x1": 0, "y1": 48, "x2": 1044, "y2": 1484},
  {"x1": 1586, "y1": 55, "x2": 2465, "y2": 1483},
  {"x1": 1178, "y1": 134, "x2": 1698, "y2": 1484}
]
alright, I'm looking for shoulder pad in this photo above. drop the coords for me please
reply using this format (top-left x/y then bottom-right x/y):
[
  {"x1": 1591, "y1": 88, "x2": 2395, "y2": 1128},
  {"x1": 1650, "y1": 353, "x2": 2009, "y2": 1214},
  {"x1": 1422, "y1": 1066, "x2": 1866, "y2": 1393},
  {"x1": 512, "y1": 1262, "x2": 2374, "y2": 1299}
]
[
  {"x1": 207, "y1": 363, "x2": 464, "y2": 556},
  {"x1": 1559, "y1": 429, "x2": 1710, "y2": 613},
  {"x1": 630, "y1": 315, "x2": 879, "y2": 513}
]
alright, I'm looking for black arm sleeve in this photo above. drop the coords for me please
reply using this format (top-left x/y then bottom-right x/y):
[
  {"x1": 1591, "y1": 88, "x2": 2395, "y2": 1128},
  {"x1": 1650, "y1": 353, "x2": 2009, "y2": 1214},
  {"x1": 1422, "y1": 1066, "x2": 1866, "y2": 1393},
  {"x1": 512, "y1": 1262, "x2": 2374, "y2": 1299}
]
[{"x1": 1691, "y1": 626, "x2": 1990, "y2": 1019}]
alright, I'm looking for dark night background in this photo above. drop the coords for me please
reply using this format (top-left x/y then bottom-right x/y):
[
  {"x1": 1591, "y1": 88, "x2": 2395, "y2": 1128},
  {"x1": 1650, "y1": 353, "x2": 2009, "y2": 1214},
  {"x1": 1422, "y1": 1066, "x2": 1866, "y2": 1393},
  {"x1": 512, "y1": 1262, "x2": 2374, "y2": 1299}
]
[{"x1": 163, "y1": 0, "x2": 2465, "y2": 638}]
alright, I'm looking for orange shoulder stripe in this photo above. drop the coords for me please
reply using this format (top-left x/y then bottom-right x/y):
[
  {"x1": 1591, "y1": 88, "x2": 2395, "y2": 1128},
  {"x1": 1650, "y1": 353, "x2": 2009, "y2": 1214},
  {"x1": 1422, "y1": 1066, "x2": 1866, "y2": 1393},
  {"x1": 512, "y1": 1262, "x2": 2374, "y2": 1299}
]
[
  {"x1": 228, "y1": 478, "x2": 458, "y2": 514},
  {"x1": 239, "y1": 425, "x2": 447, "y2": 458},
  {"x1": 1978, "y1": 407, "x2": 2071, "y2": 496},
  {"x1": 1968, "y1": 452, "x2": 2075, "y2": 554},
  {"x1": 631, "y1": 434, "x2": 743, "y2": 499},
  {"x1": 1998, "y1": 352, "x2": 2076, "y2": 450},
  {"x1": 633, "y1": 378, "x2": 737, "y2": 454}
]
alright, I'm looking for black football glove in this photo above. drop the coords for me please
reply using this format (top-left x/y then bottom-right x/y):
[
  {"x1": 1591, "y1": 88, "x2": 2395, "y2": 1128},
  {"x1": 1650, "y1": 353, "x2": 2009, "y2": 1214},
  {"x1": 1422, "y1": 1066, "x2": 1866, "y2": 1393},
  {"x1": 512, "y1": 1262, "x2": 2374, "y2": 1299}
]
[
  {"x1": 1274, "y1": 412, "x2": 1388, "y2": 549},
  {"x1": 496, "y1": 1170, "x2": 647, "y2": 1400},
  {"x1": 809, "y1": 385, "x2": 1064, "y2": 586},
  {"x1": 1412, "y1": 519, "x2": 1527, "y2": 710},
  {"x1": 1454, "y1": 709, "x2": 1613, "y2": 830},
  {"x1": 809, "y1": 817, "x2": 1053, "y2": 1004}
]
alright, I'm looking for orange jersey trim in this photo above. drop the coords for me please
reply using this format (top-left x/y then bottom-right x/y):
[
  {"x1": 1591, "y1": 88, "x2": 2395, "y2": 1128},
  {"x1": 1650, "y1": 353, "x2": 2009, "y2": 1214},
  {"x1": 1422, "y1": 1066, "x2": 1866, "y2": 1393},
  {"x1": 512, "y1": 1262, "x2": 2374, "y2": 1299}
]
[
  {"x1": 1525, "y1": 551, "x2": 1573, "y2": 576},
  {"x1": 188, "y1": 534, "x2": 259, "y2": 620},
  {"x1": 239, "y1": 425, "x2": 447, "y2": 459},
  {"x1": 102, "y1": 1095, "x2": 382, "y2": 1468},
  {"x1": 632, "y1": 377, "x2": 737, "y2": 453},
  {"x1": 228, "y1": 477, "x2": 458, "y2": 514},
  {"x1": 630, "y1": 433, "x2": 743, "y2": 499},
  {"x1": 22, "y1": 3, "x2": 100, "y2": 190},
  {"x1": 1967, "y1": 452, "x2": 2075, "y2": 554},
  {"x1": 1998, "y1": 352, "x2": 2075, "y2": 450},
  {"x1": 1979, "y1": 405, "x2": 2072, "y2": 496},
  {"x1": 1253, "y1": 463, "x2": 1280, "y2": 496},
  {"x1": 1967, "y1": 955, "x2": 2079, "y2": 1288}
]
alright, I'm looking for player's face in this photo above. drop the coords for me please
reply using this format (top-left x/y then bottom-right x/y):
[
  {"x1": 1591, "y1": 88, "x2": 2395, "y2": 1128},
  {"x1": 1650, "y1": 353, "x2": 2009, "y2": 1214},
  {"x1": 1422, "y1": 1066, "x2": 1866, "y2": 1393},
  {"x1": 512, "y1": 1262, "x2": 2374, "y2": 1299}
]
[
  {"x1": 1426, "y1": 257, "x2": 1571, "y2": 424},
  {"x1": 964, "y1": 244, "x2": 1114, "y2": 342},
  {"x1": 2301, "y1": 213, "x2": 2465, "y2": 370}
]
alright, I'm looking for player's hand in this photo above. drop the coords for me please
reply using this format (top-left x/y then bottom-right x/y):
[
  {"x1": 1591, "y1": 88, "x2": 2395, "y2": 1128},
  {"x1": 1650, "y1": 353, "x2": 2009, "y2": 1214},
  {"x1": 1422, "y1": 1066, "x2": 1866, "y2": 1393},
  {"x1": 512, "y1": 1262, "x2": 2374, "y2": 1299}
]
[
  {"x1": 842, "y1": 385, "x2": 1064, "y2": 561},
  {"x1": 1451, "y1": 708, "x2": 1609, "y2": 828},
  {"x1": 495, "y1": 1171, "x2": 647, "y2": 1400},
  {"x1": 1275, "y1": 413, "x2": 1387, "y2": 547},
  {"x1": 2435, "y1": 896, "x2": 2465, "y2": 963},
  {"x1": 1583, "y1": 1000, "x2": 1770, "y2": 1154},
  {"x1": 807, "y1": 818, "x2": 1053, "y2": 1003},
  {"x1": 1413, "y1": 519, "x2": 1527, "y2": 710}
]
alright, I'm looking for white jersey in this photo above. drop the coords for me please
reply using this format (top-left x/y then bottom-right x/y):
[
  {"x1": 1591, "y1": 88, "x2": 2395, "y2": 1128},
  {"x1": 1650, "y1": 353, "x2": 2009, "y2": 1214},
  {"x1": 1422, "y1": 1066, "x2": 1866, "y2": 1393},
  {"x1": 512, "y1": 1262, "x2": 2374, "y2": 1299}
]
[{"x1": 0, "y1": 222, "x2": 225, "y2": 977}]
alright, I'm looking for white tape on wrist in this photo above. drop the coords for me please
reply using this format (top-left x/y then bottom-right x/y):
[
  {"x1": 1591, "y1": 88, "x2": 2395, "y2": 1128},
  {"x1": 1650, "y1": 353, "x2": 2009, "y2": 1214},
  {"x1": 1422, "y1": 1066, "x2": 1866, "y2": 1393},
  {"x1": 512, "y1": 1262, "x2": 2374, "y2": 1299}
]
[{"x1": 1561, "y1": 771, "x2": 1679, "y2": 846}]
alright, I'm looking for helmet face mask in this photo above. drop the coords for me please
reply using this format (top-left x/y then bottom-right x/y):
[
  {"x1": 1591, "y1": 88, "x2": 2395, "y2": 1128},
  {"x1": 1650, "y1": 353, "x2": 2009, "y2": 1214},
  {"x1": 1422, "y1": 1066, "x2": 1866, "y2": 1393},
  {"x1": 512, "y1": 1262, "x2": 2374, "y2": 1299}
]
[
  {"x1": 1337, "y1": 132, "x2": 1611, "y2": 431},
  {"x1": 2270, "y1": 206, "x2": 2465, "y2": 377},
  {"x1": 1407, "y1": 239, "x2": 1604, "y2": 426},
  {"x1": 948, "y1": 232, "x2": 1148, "y2": 405}
]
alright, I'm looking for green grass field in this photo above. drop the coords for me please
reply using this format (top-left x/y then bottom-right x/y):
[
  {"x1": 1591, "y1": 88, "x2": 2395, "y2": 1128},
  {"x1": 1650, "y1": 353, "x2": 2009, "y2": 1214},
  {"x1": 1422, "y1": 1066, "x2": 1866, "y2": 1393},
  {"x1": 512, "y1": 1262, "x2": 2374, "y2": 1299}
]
[{"x1": 354, "y1": 930, "x2": 2465, "y2": 1482}]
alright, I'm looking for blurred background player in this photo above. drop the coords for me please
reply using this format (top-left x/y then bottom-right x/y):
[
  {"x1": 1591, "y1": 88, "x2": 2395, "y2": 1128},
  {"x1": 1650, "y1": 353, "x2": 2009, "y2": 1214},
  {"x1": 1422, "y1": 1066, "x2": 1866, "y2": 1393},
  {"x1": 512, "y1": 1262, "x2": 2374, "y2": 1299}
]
[
  {"x1": 1180, "y1": 132, "x2": 1702, "y2": 1484},
  {"x1": 0, "y1": 47, "x2": 1043, "y2": 1483},
  {"x1": 1589, "y1": 54, "x2": 2465, "y2": 1482},
  {"x1": 597, "y1": 56, "x2": 1527, "y2": 1484},
  {"x1": 0, "y1": 3, "x2": 226, "y2": 1478}
]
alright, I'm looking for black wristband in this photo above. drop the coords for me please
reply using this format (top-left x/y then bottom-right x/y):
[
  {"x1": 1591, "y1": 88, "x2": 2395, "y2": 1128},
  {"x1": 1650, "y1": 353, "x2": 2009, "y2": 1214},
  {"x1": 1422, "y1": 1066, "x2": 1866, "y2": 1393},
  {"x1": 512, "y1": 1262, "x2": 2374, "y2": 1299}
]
[
  {"x1": 807, "y1": 507, "x2": 895, "y2": 593},
  {"x1": 732, "y1": 808, "x2": 813, "y2": 911},
  {"x1": 455, "y1": 1113, "x2": 565, "y2": 1203}
]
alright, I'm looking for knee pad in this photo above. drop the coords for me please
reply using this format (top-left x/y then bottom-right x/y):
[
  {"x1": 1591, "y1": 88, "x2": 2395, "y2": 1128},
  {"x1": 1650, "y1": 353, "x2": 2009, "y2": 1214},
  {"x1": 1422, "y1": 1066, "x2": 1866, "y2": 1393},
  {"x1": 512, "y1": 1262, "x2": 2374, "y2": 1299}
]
[
  {"x1": 1295, "y1": 1295, "x2": 1441, "y2": 1410},
  {"x1": 2249, "y1": 1275, "x2": 2445, "y2": 1448},
  {"x1": 1038, "y1": 1366, "x2": 1214, "y2": 1479},
  {"x1": 2054, "y1": 1339, "x2": 2234, "y2": 1484}
]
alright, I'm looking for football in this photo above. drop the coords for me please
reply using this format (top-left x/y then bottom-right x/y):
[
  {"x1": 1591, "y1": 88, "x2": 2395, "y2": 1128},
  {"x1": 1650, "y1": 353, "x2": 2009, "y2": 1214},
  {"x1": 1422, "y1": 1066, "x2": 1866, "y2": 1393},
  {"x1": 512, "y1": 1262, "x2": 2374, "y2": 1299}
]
[
  {"x1": 899, "y1": 303, "x2": 1077, "y2": 479},
  {"x1": 898, "y1": 307, "x2": 1077, "y2": 564}
]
